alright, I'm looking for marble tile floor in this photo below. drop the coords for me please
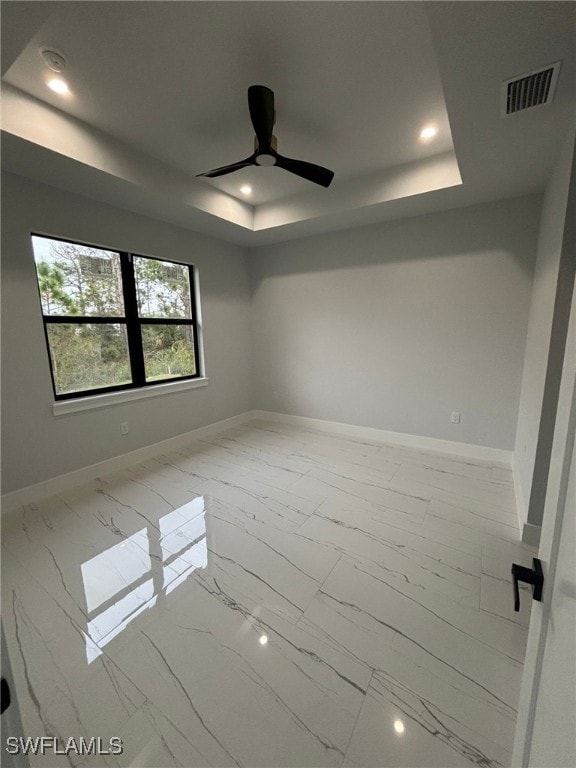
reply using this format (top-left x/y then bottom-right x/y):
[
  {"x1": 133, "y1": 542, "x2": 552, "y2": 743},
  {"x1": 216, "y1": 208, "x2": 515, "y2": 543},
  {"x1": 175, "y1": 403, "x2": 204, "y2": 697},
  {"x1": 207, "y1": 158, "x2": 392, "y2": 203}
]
[{"x1": 1, "y1": 420, "x2": 537, "y2": 768}]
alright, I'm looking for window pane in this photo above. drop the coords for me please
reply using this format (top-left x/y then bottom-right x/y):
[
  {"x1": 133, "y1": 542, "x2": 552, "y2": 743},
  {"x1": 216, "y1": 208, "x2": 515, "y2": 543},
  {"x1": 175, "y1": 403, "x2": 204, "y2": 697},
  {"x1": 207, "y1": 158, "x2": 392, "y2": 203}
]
[
  {"x1": 141, "y1": 325, "x2": 196, "y2": 381},
  {"x1": 134, "y1": 256, "x2": 192, "y2": 319},
  {"x1": 32, "y1": 236, "x2": 125, "y2": 317},
  {"x1": 47, "y1": 324, "x2": 131, "y2": 395}
]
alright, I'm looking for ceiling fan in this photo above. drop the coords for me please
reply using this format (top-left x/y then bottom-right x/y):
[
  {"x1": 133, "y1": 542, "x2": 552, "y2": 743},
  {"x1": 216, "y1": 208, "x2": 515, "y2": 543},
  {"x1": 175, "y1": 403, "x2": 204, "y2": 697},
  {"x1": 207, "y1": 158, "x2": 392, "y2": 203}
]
[{"x1": 197, "y1": 85, "x2": 335, "y2": 188}]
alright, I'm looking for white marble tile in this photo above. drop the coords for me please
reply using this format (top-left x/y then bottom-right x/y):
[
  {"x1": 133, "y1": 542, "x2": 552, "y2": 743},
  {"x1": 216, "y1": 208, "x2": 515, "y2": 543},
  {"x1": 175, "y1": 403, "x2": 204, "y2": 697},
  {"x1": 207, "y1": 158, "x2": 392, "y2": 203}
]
[
  {"x1": 393, "y1": 463, "x2": 517, "y2": 512},
  {"x1": 313, "y1": 498, "x2": 481, "y2": 574},
  {"x1": 422, "y1": 504, "x2": 522, "y2": 547},
  {"x1": 6, "y1": 488, "x2": 338, "y2": 651},
  {"x1": 296, "y1": 467, "x2": 430, "y2": 519},
  {"x1": 428, "y1": 488, "x2": 518, "y2": 524},
  {"x1": 144, "y1": 442, "x2": 303, "y2": 498},
  {"x1": 228, "y1": 421, "x2": 315, "y2": 452},
  {"x1": 344, "y1": 671, "x2": 512, "y2": 767},
  {"x1": 299, "y1": 558, "x2": 525, "y2": 716},
  {"x1": 101, "y1": 574, "x2": 370, "y2": 767},
  {"x1": 389, "y1": 481, "x2": 519, "y2": 535},
  {"x1": 341, "y1": 557, "x2": 528, "y2": 664},
  {"x1": 82, "y1": 472, "x2": 186, "y2": 532},
  {"x1": 352, "y1": 645, "x2": 517, "y2": 754},
  {"x1": 296, "y1": 506, "x2": 480, "y2": 608},
  {"x1": 376, "y1": 443, "x2": 504, "y2": 477},
  {"x1": 289, "y1": 442, "x2": 399, "y2": 479},
  {"x1": 197, "y1": 439, "x2": 310, "y2": 489},
  {"x1": 4, "y1": 496, "x2": 201, "y2": 637},
  {"x1": 200, "y1": 510, "x2": 340, "y2": 622},
  {"x1": 199, "y1": 434, "x2": 315, "y2": 476},
  {"x1": 2, "y1": 496, "x2": 82, "y2": 542},
  {"x1": 395, "y1": 514, "x2": 482, "y2": 557},
  {"x1": 1, "y1": 420, "x2": 529, "y2": 768},
  {"x1": 283, "y1": 427, "x2": 386, "y2": 455},
  {"x1": 1, "y1": 550, "x2": 145, "y2": 768},
  {"x1": 111, "y1": 701, "x2": 215, "y2": 767},
  {"x1": 326, "y1": 491, "x2": 433, "y2": 530},
  {"x1": 292, "y1": 476, "x2": 427, "y2": 535},
  {"x1": 122, "y1": 454, "x2": 209, "y2": 500},
  {"x1": 194, "y1": 472, "x2": 324, "y2": 533}
]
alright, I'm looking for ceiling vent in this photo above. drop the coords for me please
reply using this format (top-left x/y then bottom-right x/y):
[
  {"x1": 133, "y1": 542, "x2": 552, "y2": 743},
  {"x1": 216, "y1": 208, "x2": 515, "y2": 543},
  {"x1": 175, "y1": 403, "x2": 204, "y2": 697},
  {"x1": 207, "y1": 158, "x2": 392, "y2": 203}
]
[{"x1": 502, "y1": 61, "x2": 561, "y2": 116}]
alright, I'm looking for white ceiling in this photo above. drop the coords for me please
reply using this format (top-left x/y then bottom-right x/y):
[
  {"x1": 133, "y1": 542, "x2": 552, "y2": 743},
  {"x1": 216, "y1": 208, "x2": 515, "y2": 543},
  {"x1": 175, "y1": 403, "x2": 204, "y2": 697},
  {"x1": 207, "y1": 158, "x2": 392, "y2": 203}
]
[{"x1": 1, "y1": 1, "x2": 575, "y2": 246}]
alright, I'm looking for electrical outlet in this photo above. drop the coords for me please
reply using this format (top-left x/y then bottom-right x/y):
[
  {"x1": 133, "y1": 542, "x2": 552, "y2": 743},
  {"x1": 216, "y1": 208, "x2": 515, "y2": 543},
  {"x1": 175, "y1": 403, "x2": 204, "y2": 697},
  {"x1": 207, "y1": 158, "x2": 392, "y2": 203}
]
[
  {"x1": 120, "y1": 422, "x2": 129, "y2": 435},
  {"x1": 451, "y1": 411, "x2": 461, "y2": 424}
]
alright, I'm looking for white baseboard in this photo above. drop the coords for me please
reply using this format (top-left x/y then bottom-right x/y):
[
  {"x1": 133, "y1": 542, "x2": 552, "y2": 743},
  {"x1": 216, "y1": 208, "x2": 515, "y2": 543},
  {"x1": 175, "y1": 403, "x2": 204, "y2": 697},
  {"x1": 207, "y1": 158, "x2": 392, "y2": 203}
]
[
  {"x1": 512, "y1": 452, "x2": 528, "y2": 534},
  {"x1": 1, "y1": 408, "x2": 513, "y2": 515},
  {"x1": 511, "y1": 454, "x2": 541, "y2": 547},
  {"x1": 1, "y1": 411, "x2": 255, "y2": 514},
  {"x1": 521, "y1": 522, "x2": 541, "y2": 549},
  {"x1": 252, "y1": 410, "x2": 512, "y2": 465}
]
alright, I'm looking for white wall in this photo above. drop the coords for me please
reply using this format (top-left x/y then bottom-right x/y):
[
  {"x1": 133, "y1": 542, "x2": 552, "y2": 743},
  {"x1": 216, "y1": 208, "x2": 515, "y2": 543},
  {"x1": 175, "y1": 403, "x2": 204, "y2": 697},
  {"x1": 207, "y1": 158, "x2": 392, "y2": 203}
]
[
  {"x1": 0, "y1": 174, "x2": 547, "y2": 495},
  {"x1": 514, "y1": 131, "x2": 576, "y2": 532},
  {"x1": 249, "y1": 196, "x2": 540, "y2": 450},
  {"x1": 1, "y1": 172, "x2": 253, "y2": 494}
]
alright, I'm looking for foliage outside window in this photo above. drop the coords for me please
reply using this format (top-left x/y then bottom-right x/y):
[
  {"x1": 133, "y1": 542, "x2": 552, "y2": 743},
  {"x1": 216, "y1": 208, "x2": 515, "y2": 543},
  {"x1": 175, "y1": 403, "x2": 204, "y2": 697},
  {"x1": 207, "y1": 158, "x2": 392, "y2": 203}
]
[{"x1": 31, "y1": 235, "x2": 201, "y2": 399}]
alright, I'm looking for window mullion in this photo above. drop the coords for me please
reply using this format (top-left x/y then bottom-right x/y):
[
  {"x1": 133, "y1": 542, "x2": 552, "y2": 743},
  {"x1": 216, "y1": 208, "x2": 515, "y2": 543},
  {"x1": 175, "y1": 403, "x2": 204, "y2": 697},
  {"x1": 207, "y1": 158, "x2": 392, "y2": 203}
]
[{"x1": 120, "y1": 253, "x2": 146, "y2": 387}]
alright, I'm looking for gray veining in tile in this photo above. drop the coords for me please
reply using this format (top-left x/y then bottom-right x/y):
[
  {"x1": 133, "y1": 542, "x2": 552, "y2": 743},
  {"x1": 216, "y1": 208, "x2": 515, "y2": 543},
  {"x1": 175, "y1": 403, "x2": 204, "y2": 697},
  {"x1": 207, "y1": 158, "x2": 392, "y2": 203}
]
[{"x1": 1, "y1": 420, "x2": 532, "y2": 767}]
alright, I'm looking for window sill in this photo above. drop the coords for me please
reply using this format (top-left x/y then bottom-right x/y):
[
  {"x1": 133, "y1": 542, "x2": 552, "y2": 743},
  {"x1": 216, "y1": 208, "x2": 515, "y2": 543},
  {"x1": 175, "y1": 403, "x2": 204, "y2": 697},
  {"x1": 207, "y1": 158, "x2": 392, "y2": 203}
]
[{"x1": 52, "y1": 377, "x2": 209, "y2": 416}]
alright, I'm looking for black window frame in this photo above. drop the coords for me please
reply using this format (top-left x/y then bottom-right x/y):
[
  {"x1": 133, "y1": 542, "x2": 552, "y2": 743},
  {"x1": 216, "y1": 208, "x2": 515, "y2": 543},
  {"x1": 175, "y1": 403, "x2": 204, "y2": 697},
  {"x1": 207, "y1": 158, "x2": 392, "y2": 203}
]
[{"x1": 31, "y1": 233, "x2": 202, "y2": 401}]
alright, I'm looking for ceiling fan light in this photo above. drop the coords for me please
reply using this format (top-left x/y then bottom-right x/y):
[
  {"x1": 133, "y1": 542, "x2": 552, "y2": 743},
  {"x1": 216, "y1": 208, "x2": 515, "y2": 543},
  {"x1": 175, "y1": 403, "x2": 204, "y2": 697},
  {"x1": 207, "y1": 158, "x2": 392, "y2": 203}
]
[{"x1": 255, "y1": 154, "x2": 276, "y2": 167}]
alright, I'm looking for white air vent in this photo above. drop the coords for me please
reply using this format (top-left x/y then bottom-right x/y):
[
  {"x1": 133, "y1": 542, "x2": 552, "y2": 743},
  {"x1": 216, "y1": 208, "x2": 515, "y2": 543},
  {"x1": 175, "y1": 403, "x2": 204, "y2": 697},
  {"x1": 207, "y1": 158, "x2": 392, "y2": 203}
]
[{"x1": 502, "y1": 61, "x2": 561, "y2": 116}]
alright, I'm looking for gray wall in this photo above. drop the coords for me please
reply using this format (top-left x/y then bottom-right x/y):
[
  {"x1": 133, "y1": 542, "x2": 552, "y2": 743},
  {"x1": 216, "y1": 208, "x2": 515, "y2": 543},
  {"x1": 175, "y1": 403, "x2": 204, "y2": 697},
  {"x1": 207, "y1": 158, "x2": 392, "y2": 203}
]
[
  {"x1": 250, "y1": 196, "x2": 541, "y2": 450},
  {"x1": 1, "y1": 172, "x2": 253, "y2": 494},
  {"x1": 0, "y1": 172, "x2": 547, "y2": 495},
  {"x1": 514, "y1": 131, "x2": 576, "y2": 530}
]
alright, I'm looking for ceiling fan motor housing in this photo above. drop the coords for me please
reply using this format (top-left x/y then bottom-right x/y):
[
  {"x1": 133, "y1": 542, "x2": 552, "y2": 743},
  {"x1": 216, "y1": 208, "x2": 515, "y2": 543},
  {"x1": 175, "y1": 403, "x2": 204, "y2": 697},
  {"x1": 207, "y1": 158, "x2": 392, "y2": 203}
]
[
  {"x1": 254, "y1": 135, "x2": 278, "y2": 153},
  {"x1": 197, "y1": 85, "x2": 334, "y2": 187},
  {"x1": 255, "y1": 135, "x2": 278, "y2": 165}
]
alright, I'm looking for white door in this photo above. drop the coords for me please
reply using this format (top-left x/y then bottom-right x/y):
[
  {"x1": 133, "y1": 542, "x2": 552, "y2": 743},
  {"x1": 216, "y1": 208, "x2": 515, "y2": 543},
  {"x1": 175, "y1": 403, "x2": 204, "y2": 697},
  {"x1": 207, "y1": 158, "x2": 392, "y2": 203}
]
[{"x1": 512, "y1": 273, "x2": 576, "y2": 767}]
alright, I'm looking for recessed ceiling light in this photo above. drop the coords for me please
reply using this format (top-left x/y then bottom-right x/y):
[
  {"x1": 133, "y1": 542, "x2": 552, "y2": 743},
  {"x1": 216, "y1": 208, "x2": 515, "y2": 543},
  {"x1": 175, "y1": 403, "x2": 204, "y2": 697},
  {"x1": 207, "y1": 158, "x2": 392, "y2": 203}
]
[
  {"x1": 393, "y1": 719, "x2": 405, "y2": 734},
  {"x1": 259, "y1": 635, "x2": 268, "y2": 645},
  {"x1": 48, "y1": 77, "x2": 70, "y2": 95},
  {"x1": 240, "y1": 185, "x2": 252, "y2": 195},
  {"x1": 419, "y1": 125, "x2": 438, "y2": 141}
]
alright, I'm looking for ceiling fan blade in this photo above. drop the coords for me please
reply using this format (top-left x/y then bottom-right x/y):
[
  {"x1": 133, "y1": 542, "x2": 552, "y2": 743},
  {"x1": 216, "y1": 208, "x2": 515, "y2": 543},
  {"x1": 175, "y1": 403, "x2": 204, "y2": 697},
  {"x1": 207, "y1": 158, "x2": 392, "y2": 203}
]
[
  {"x1": 197, "y1": 156, "x2": 255, "y2": 179},
  {"x1": 248, "y1": 85, "x2": 275, "y2": 152},
  {"x1": 274, "y1": 154, "x2": 334, "y2": 187}
]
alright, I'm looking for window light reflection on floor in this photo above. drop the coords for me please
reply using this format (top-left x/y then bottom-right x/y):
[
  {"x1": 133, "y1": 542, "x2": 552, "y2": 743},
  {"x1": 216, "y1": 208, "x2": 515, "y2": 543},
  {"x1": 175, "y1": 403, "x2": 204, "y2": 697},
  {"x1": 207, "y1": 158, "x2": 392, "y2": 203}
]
[{"x1": 82, "y1": 496, "x2": 208, "y2": 663}]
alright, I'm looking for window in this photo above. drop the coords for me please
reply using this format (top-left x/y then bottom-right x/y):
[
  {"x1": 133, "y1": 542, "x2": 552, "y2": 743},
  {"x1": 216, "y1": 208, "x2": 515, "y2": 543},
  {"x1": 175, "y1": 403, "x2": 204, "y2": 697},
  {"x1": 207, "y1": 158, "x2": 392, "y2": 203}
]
[{"x1": 31, "y1": 234, "x2": 201, "y2": 400}]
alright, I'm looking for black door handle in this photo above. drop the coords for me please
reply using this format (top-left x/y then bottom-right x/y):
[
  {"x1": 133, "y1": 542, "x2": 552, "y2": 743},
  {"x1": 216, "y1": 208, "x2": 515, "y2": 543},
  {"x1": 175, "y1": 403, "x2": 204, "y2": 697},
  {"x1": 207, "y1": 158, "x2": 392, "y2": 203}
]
[
  {"x1": 0, "y1": 678, "x2": 10, "y2": 715},
  {"x1": 511, "y1": 558, "x2": 544, "y2": 612}
]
